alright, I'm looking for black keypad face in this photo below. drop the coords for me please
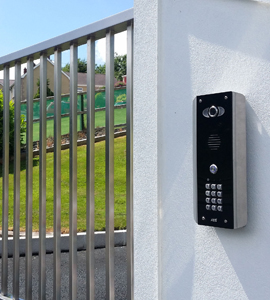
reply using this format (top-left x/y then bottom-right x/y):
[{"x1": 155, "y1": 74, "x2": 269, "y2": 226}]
[
  {"x1": 196, "y1": 92, "x2": 234, "y2": 229},
  {"x1": 205, "y1": 183, "x2": 223, "y2": 212}
]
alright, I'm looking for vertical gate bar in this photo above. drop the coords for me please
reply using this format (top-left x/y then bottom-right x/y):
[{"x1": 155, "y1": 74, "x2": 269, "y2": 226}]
[
  {"x1": 126, "y1": 20, "x2": 134, "y2": 300},
  {"x1": 54, "y1": 47, "x2": 62, "y2": 300},
  {"x1": 105, "y1": 29, "x2": 115, "y2": 300},
  {"x1": 13, "y1": 61, "x2": 21, "y2": 300},
  {"x1": 86, "y1": 36, "x2": 95, "y2": 300},
  {"x1": 39, "y1": 53, "x2": 47, "y2": 300},
  {"x1": 80, "y1": 94, "x2": 85, "y2": 130},
  {"x1": 69, "y1": 42, "x2": 78, "y2": 300},
  {"x1": 2, "y1": 65, "x2": 10, "y2": 296},
  {"x1": 26, "y1": 57, "x2": 34, "y2": 300}
]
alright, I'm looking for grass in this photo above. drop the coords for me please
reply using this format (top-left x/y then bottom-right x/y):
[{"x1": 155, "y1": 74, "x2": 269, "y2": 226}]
[
  {"x1": 24, "y1": 107, "x2": 126, "y2": 142},
  {"x1": 0, "y1": 136, "x2": 127, "y2": 233}
]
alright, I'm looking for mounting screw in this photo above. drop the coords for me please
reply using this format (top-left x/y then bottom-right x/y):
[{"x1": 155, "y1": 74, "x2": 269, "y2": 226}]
[
  {"x1": 199, "y1": 99, "x2": 202, "y2": 103},
  {"x1": 224, "y1": 96, "x2": 228, "y2": 100},
  {"x1": 224, "y1": 219, "x2": 228, "y2": 223},
  {"x1": 202, "y1": 216, "x2": 205, "y2": 221}
]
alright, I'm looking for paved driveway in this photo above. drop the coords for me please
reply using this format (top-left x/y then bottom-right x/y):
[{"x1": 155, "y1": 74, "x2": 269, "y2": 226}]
[{"x1": 0, "y1": 246, "x2": 127, "y2": 299}]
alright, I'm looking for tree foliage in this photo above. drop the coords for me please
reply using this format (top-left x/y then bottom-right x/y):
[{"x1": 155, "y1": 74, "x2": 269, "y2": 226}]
[
  {"x1": 114, "y1": 53, "x2": 126, "y2": 81},
  {"x1": 95, "y1": 64, "x2": 106, "y2": 74},
  {"x1": 62, "y1": 58, "x2": 87, "y2": 73},
  {"x1": 95, "y1": 53, "x2": 127, "y2": 81},
  {"x1": 0, "y1": 90, "x2": 26, "y2": 157},
  {"x1": 34, "y1": 78, "x2": 54, "y2": 99},
  {"x1": 62, "y1": 54, "x2": 127, "y2": 81}
]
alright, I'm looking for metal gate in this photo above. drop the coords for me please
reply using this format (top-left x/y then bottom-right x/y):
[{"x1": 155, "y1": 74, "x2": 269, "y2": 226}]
[{"x1": 0, "y1": 8, "x2": 134, "y2": 300}]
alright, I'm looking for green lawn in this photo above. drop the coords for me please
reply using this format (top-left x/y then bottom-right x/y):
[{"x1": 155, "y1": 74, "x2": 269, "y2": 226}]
[
  {"x1": 0, "y1": 136, "x2": 127, "y2": 233},
  {"x1": 25, "y1": 107, "x2": 126, "y2": 142}
]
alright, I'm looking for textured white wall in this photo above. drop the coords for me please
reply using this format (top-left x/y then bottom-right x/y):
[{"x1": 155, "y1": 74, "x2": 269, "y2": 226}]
[
  {"x1": 133, "y1": 1, "x2": 160, "y2": 299},
  {"x1": 134, "y1": 0, "x2": 270, "y2": 299}
]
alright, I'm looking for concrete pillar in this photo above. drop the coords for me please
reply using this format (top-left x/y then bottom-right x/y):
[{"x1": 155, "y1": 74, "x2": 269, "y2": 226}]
[{"x1": 134, "y1": 0, "x2": 270, "y2": 299}]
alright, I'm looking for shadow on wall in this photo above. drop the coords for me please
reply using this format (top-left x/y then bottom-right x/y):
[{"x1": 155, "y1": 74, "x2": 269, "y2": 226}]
[
  {"x1": 155, "y1": 0, "x2": 270, "y2": 299},
  {"x1": 216, "y1": 102, "x2": 270, "y2": 299}
]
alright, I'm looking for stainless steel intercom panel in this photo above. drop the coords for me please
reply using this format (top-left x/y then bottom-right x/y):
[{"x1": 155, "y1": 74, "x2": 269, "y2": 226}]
[{"x1": 193, "y1": 91, "x2": 247, "y2": 229}]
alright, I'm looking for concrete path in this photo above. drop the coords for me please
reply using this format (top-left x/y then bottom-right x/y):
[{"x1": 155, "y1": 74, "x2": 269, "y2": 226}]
[{"x1": 0, "y1": 246, "x2": 127, "y2": 300}]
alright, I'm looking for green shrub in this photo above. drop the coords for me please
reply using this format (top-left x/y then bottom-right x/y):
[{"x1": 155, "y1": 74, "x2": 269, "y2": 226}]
[
  {"x1": 116, "y1": 94, "x2": 126, "y2": 104},
  {"x1": 0, "y1": 90, "x2": 26, "y2": 157}
]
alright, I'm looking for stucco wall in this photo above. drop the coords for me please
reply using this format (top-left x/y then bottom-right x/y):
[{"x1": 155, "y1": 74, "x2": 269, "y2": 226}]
[
  {"x1": 134, "y1": 0, "x2": 160, "y2": 299},
  {"x1": 134, "y1": 0, "x2": 270, "y2": 299}
]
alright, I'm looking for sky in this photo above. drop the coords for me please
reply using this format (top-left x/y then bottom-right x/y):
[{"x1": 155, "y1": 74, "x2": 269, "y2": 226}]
[{"x1": 0, "y1": 0, "x2": 134, "y2": 79}]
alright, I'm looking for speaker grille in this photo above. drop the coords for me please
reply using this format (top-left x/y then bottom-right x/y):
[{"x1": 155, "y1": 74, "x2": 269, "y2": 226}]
[{"x1": 208, "y1": 134, "x2": 221, "y2": 150}]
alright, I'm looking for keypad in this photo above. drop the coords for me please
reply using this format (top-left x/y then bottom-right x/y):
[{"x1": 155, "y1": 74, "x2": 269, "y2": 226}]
[{"x1": 205, "y1": 183, "x2": 223, "y2": 212}]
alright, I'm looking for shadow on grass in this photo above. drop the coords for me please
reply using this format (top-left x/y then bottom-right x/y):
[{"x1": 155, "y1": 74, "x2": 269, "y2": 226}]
[{"x1": 0, "y1": 156, "x2": 39, "y2": 177}]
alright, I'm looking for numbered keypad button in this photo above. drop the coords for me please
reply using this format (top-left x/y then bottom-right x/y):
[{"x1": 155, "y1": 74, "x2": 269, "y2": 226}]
[
  {"x1": 205, "y1": 191, "x2": 210, "y2": 196},
  {"x1": 217, "y1": 191, "x2": 222, "y2": 197},
  {"x1": 205, "y1": 183, "x2": 210, "y2": 189},
  {"x1": 211, "y1": 191, "x2": 216, "y2": 197},
  {"x1": 217, "y1": 206, "x2": 223, "y2": 212},
  {"x1": 211, "y1": 184, "x2": 216, "y2": 189},
  {"x1": 217, "y1": 184, "x2": 222, "y2": 190},
  {"x1": 205, "y1": 198, "x2": 211, "y2": 203},
  {"x1": 211, "y1": 205, "x2": 217, "y2": 211},
  {"x1": 206, "y1": 205, "x2": 211, "y2": 210},
  {"x1": 211, "y1": 198, "x2": 217, "y2": 204},
  {"x1": 217, "y1": 198, "x2": 222, "y2": 205}
]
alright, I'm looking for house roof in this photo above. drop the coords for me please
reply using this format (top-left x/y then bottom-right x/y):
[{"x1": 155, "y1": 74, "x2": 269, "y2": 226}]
[
  {"x1": 9, "y1": 58, "x2": 70, "y2": 89},
  {"x1": 0, "y1": 79, "x2": 15, "y2": 88},
  {"x1": 65, "y1": 72, "x2": 117, "y2": 86},
  {"x1": 5, "y1": 61, "x2": 116, "y2": 90}
]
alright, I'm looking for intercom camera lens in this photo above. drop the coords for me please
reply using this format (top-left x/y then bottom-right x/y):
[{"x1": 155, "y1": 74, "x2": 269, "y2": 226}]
[{"x1": 209, "y1": 106, "x2": 218, "y2": 117}]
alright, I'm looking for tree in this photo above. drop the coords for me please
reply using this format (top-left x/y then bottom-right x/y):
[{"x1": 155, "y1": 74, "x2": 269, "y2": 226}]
[
  {"x1": 0, "y1": 90, "x2": 26, "y2": 156},
  {"x1": 34, "y1": 78, "x2": 54, "y2": 99},
  {"x1": 114, "y1": 53, "x2": 126, "y2": 81},
  {"x1": 62, "y1": 58, "x2": 87, "y2": 73},
  {"x1": 95, "y1": 64, "x2": 106, "y2": 74},
  {"x1": 62, "y1": 54, "x2": 127, "y2": 81},
  {"x1": 95, "y1": 53, "x2": 127, "y2": 81}
]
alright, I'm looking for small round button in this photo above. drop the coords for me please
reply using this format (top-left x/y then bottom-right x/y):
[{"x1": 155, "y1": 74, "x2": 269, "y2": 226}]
[
  {"x1": 217, "y1": 206, "x2": 223, "y2": 212},
  {"x1": 217, "y1": 198, "x2": 222, "y2": 205},
  {"x1": 211, "y1": 198, "x2": 217, "y2": 204},
  {"x1": 211, "y1": 205, "x2": 217, "y2": 211},
  {"x1": 209, "y1": 106, "x2": 218, "y2": 117},
  {"x1": 210, "y1": 164, "x2": 218, "y2": 174},
  {"x1": 205, "y1": 197, "x2": 211, "y2": 203}
]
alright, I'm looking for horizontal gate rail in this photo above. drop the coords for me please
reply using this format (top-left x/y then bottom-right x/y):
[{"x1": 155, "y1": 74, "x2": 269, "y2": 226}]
[
  {"x1": 0, "y1": 8, "x2": 134, "y2": 300},
  {"x1": 0, "y1": 9, "x2": 134, "y2": 70}
]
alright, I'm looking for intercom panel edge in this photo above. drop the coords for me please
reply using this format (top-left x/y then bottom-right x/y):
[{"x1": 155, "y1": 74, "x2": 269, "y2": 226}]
[{"x1": 232, "y1": 92, "x2": 247, "y2": 229}]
